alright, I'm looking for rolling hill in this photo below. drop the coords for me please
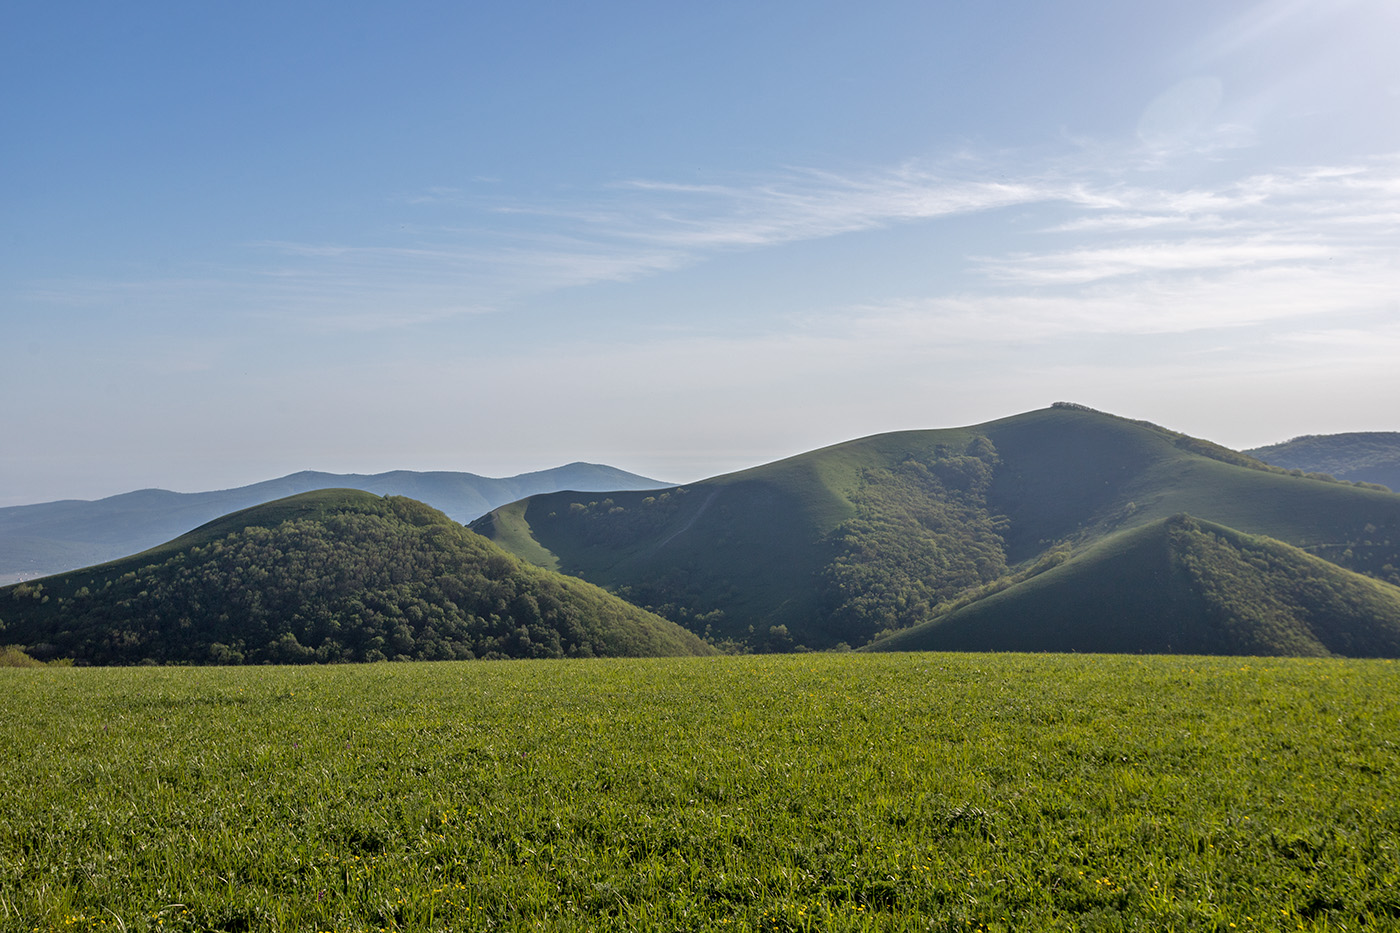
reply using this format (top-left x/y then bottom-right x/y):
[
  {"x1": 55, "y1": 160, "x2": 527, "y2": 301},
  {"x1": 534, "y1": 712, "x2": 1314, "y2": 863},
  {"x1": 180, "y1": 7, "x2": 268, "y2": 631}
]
[
  {"x1": 866, "y1": 514, "x2": 1400, "y2": 656},
  {"x1": 1247, "y1": 432, "x2": 1400, "y2": 492},
  {"x1": 472, "y1": 404, "x2": 1400, "y2": 655},
  {"x1": 0, "y1": 490, "x2": 712, "y2": 665},
  {"x1": 0, "y1": 463, "x2": 667, "y2": 584}
]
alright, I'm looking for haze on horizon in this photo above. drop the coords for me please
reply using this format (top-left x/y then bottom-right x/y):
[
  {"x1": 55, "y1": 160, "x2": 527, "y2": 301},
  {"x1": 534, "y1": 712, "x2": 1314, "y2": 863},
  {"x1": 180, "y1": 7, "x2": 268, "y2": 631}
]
[{"x1": 4, "y1": 0, "x2": 1398, "y2": 508}]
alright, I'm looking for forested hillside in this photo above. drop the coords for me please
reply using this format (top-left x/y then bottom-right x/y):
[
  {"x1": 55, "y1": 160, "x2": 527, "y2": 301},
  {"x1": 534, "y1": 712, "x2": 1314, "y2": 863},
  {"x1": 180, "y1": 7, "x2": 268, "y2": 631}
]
[{"x1": 0, "y1": 491, "x2": 712, "y2": 665}]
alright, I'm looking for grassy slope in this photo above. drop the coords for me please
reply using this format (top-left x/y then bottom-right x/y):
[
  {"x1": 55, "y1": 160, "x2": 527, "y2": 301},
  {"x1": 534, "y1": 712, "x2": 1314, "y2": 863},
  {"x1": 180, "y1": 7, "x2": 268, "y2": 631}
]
[
  {"x1": 869, "y1": 519, "x2": 1210, "y2": 655},
  {"x1": 475, "y1": 406, "x2": 1400, "y2": 651},
  {"x1": 0, "y1": 490, "x2": 714, "y2": 664},
  {"x1": 868, "y1": 515, "x2": 1400, "y2": 656},
  {"x1": 468, "y1": 499, "x2": 563, "y2": 571},
  {"x1": 4, "y1": 655, "x2": 1398, "y2": 930},
  {"x1": 474, "y1": 427, "x2": 991, "y2": 645},
  {"x1": 476, "y1": 457, "x2": 861, "y2": 641},
  {"x1": 980, "y1": 406, "x2": 1400, "y2": 558}
]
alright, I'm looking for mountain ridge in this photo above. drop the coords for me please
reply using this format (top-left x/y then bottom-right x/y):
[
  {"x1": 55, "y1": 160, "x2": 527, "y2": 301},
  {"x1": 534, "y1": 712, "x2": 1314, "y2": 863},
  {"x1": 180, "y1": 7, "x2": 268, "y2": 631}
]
[
  {"x1": 0, "y1": 463, "x2": 668, "y2": 583},
  {"x1": 473, "y1": 405, "x2": 1400, "y2": 655},
  {"x1": 10, "y1": 405, "x2": 1400, "y2": 661},
  {"x1": 1247, "y1": 432, "x2": 1400, "y2": 492}
]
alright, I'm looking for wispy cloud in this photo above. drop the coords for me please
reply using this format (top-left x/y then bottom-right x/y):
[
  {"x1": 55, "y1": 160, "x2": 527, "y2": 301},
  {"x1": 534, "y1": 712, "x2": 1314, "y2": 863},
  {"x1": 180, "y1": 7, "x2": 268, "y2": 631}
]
[
  {"x1": 840, "y1": 256, "x2": 1400, "y2": 343},
  {"x1": 119, "y1": 164, "x2": 1077, "y2": 331},
  {"x1": 20, "y1": 147, "x2": 1400, "y2": 343},
  {"x1": 978, "y1": 237, "x2": 1332, "y2": 286},
  {"x1": 600, "y1": 168, "x2": 1051, "y2": 248},
  {"x1": 1046, "y1": 213, "x2": 1234, "y2": 234}
]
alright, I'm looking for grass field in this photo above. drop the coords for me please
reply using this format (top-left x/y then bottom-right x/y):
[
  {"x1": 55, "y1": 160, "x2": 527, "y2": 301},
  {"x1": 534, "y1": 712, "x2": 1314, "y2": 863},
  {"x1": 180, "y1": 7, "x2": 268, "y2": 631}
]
[{"x1": 2, "y1": 654, "x2": 1398, "y2": 931}]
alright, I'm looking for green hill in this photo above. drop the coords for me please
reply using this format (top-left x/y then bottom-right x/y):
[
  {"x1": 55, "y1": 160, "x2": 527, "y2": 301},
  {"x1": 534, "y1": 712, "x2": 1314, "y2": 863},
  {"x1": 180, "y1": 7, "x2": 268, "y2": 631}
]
[
  {"x1": 1247, "y1": 432, "x2": 1400, "y2": 492},
  {"x1": 0, "y1": 490, "x2": 713, "y2": 665},
  {"x1": 473, "y1": 405, "x2": 1400, "y2": 653},
  {"x1": 867, "y1": 514, "x2": 1400, "y2": 656}
]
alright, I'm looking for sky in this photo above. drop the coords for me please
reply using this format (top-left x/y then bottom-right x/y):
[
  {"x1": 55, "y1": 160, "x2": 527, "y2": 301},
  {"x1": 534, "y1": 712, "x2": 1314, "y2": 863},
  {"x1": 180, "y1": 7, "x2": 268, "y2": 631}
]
[{"x1": 3, "y1": 0, "x2": 1399, "y2": 506}]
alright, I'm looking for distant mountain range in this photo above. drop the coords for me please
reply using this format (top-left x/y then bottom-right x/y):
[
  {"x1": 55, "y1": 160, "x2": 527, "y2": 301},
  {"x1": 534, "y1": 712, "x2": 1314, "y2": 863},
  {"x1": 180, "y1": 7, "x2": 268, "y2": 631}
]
[
  {"x1": 0, "y1": 464, "x2": 667, "y2": 584},
  {"x1": 7, "y1": 405, "x2": 1400, "y2": 663},
  {"x1": 1247, "y1": 433, "x2": 1400, "y2": 492}
]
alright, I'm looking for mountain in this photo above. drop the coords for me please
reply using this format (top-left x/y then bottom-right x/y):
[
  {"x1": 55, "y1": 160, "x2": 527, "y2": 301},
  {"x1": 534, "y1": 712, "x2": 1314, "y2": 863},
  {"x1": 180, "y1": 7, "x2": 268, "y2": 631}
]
[
  {"x1": 866, "y1": 514, "x2": 1400, "y2": 656},
  {"x1": 0, "y1": 490, "x2": 713, "y2": 665},
  {"x1": 472, "y1": 404, "x2": 1400, "y2": 655},
  {"x1": 0, "y1": 463, "x2": 667, "y2": 584},
  {"x1": 1247, "y1": 433, "x2": 1400, "y2": 492}
]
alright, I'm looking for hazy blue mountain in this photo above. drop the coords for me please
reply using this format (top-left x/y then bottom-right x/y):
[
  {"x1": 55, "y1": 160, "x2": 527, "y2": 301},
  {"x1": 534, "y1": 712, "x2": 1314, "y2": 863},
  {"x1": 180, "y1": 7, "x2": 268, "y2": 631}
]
[
  {"x1": 0, "y1": 463, "x2": 667, "y2": 583},
  {"x1": 1246, "y1": 433, "x2": 1400, "y2": 492}
]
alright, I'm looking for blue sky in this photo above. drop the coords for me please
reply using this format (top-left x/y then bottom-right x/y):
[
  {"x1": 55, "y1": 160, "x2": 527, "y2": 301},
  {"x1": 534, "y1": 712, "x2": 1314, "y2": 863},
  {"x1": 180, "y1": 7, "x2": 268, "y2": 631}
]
[{"x1": 4, "y1": 0, "x2": 1399, "y2": 506}]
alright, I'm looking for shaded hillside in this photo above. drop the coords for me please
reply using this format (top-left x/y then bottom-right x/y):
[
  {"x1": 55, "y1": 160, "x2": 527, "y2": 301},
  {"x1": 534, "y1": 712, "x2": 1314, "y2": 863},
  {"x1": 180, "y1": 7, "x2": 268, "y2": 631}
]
[
  {"x1": 474, "y1": 406, "x2": 1400, "y2": 652},
  {"x1": 867, "y1": 515, "x2": 1400, "y2": 657},
  {"x1": 472, "y1": 431, "x2": 1009, "y2": 650},
  {"x1": 0, "y1": 490, "x2": 712, "y2": 665},
  {"x1": 0, "y1": 463, "x2": 667, "y2": 583},
  {"x1": 1248, "y1": 432, "x2": 1400, "y2": 492}
]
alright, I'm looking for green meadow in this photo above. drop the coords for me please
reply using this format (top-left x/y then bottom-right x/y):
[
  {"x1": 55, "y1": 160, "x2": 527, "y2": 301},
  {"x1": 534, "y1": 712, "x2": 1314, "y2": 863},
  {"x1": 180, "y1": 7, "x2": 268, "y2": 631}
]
[{"x1": 2, "y1": 653, "x2": 1398, "y2": 931}]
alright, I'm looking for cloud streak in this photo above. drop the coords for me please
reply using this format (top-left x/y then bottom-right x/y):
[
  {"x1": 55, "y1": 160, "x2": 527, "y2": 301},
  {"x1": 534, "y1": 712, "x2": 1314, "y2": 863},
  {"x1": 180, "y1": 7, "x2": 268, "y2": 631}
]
[
  {"x1": 19, "y1": 147, "x2": 1400, "y2": 346},
  {"x1": 977, "y1": 237, "x2": 1333, "y2": 285},
  {"x1": 604, "y1": 169, "x2": 1050, "y2": 248}
]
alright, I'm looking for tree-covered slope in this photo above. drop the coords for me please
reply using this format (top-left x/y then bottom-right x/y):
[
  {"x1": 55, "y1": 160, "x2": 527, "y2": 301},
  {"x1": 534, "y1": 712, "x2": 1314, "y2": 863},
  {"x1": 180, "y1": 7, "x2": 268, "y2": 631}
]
[
  {"x1": 0, "y1": 463, "x2": 668, "y2": 584},
  {"x1": 0, "y1": 490, "x2": 712, "y2": 665},
  {"x1": 866, "y1": 515, "x2": 1400, "y2": 657},
  {"x1": 473, "y1": 405, "x2": 1400, "y2": 652},
  {"x1": 1247, "y1": 432, "x2": 1400, "y2": 492}
]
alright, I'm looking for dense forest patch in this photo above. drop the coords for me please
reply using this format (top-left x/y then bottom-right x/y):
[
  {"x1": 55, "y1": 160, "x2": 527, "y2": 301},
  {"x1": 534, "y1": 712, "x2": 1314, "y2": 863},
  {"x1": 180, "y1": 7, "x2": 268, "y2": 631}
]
[{"x1": 818, "y1": 438, "x2": 1009, "y2": 644}]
